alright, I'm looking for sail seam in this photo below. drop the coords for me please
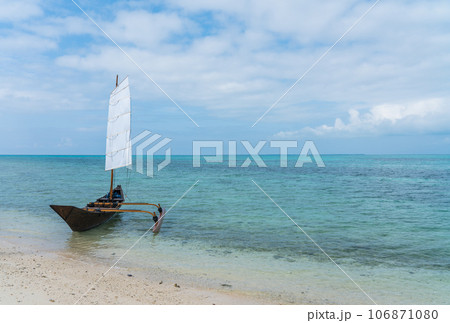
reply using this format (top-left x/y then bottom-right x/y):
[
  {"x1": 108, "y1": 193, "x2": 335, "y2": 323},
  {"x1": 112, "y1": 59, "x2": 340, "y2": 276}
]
[
  {"x1": 108, "y1": 111, "x2": 131, "y2": 122},
  {"x1": 107, "y1": 129, "x2": 130, "y2": 139},
  {"x1": 106, "y1": 146, "x2": 131, "y2": 155},
  {"x1": 109, "y1": 96, "x2": 130, "y2": 107}
]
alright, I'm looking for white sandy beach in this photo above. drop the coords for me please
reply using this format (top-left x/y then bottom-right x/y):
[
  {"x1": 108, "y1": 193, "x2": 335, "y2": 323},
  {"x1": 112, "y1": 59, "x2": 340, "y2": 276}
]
[{"x1": 0, "y1": 237, "x2": 290, "y2": 305}]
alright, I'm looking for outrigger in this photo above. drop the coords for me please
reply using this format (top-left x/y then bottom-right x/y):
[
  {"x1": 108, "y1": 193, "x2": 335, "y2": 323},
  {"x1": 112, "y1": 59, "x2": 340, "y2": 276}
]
[{"x1": 50, "y1": 76, "x2": 165, "y2": 232}]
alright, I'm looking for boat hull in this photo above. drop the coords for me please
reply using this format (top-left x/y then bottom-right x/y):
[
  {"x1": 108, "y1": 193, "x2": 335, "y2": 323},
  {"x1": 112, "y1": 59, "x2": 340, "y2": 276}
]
[{"x1": 50, "y1": 205, "x2": 119, "y2": 232}]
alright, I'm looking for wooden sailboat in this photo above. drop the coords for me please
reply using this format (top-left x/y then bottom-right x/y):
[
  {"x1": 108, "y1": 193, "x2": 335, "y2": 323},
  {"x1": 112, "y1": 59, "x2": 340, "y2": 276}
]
[{"x1": 50, "y1": 76, "x2": 165, "y2": 232}]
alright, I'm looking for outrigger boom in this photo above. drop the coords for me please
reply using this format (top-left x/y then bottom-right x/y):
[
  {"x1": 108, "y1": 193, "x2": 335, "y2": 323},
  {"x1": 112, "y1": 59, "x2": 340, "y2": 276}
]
[{"x1": 85, "y1": 202, "x2": 163, "y2": 219}]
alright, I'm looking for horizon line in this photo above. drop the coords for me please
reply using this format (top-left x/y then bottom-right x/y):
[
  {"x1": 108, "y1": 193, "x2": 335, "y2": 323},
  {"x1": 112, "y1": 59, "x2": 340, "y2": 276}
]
[{"x1": 1, "y1": 153, "x2": 450, "y2": 157}]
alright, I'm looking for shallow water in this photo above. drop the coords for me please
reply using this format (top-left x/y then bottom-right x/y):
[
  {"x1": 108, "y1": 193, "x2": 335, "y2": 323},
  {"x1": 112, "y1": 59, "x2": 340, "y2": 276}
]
[{"x1": 0, "y1": 155, "x2": 449, "y2": 304}]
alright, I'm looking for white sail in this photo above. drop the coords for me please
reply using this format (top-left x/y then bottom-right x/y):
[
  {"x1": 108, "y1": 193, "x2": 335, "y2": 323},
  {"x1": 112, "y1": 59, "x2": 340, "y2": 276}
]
[{"x1": 105, "y1": 77, "x2": 132, "y2": 171}]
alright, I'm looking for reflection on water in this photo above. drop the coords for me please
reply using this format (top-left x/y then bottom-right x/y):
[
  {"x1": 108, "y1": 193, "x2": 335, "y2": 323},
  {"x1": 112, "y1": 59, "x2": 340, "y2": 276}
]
[{"x1": 64, "y1": 214, "x2": 124, "y2": 256}]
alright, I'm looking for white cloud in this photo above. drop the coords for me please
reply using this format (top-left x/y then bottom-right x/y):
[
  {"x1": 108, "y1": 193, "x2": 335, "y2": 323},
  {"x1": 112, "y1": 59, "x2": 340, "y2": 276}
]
[
  {"x1": 23, "y1": 16, "x2": 98, "y2": 38},
  {"x1": 4, "y1": 0, "x2": 450, "y2": 133},
  {"x1": 3, "y1": 0, "x2": 450, "y2": 153},
  {"x1": 0, "y1": 0, "x2": 42, "y2": 22},
  {"x1": 48, "y1": 0, "x2": 450, "y2": 124},
  {"x1": 168, "y1": 0, "x2": 355, "y2": 43},
  {"x1": 102, "y1": 10, "x2": 189, "y2": 48},
  {"x1": 0, "y1": 32, "x2": 57, "y2": 52},
  {"x1": 285, "y1": 99, "x2": 450, "y2": 137}
]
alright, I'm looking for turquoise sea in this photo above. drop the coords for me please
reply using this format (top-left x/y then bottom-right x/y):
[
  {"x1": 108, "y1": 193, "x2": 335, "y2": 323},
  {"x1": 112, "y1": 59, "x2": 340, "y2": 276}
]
[{"x1": 0, "y1": 155, "x2": 449, "y2": 304}]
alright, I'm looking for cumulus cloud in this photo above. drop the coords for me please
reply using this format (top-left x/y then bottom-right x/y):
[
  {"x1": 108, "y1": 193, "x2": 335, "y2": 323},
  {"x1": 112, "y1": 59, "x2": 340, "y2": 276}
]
[
  {"x1": 0, "y1": 0, "x2": 42, "y2": 22},
  {"x1": 102, "y1": 10, "x2": 189, "y2": 48},
  {"x1": 0, "y1": 32, "x2": 57, "y2": 52},
  {"x1": 47, "y1": 0, "x2": 450, "y2": 124},
  {"x1": 3, "y1": 0, "x2": 450, "y2": 151},
  {"x1": 276, "y1": 99, "x2": 450, "y2": 138},
  {"x1": 23, "y1": 16, "x2": 98, "y2": 38}
]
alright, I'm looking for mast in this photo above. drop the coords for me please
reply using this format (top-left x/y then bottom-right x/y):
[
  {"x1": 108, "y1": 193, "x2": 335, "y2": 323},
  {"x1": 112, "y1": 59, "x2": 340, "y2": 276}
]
[{"x1": 109, "y1": 74, "x2": 119, "y2": 201}]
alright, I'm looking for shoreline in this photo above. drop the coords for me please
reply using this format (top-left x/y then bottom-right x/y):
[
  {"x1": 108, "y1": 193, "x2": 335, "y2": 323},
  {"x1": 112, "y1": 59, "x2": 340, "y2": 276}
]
[
  {"x1": 2, "y1": 225, "x2": 449, "y2": 305},
  {"x1": 0, "y1": 236, "x2": 294, "y2": 305}
]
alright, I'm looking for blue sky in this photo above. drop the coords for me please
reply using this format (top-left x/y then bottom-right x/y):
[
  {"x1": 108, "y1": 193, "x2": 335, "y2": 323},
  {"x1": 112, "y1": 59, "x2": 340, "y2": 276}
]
[{"x1": 1, "y1": 0, "x2": 450, "y2": 155}]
